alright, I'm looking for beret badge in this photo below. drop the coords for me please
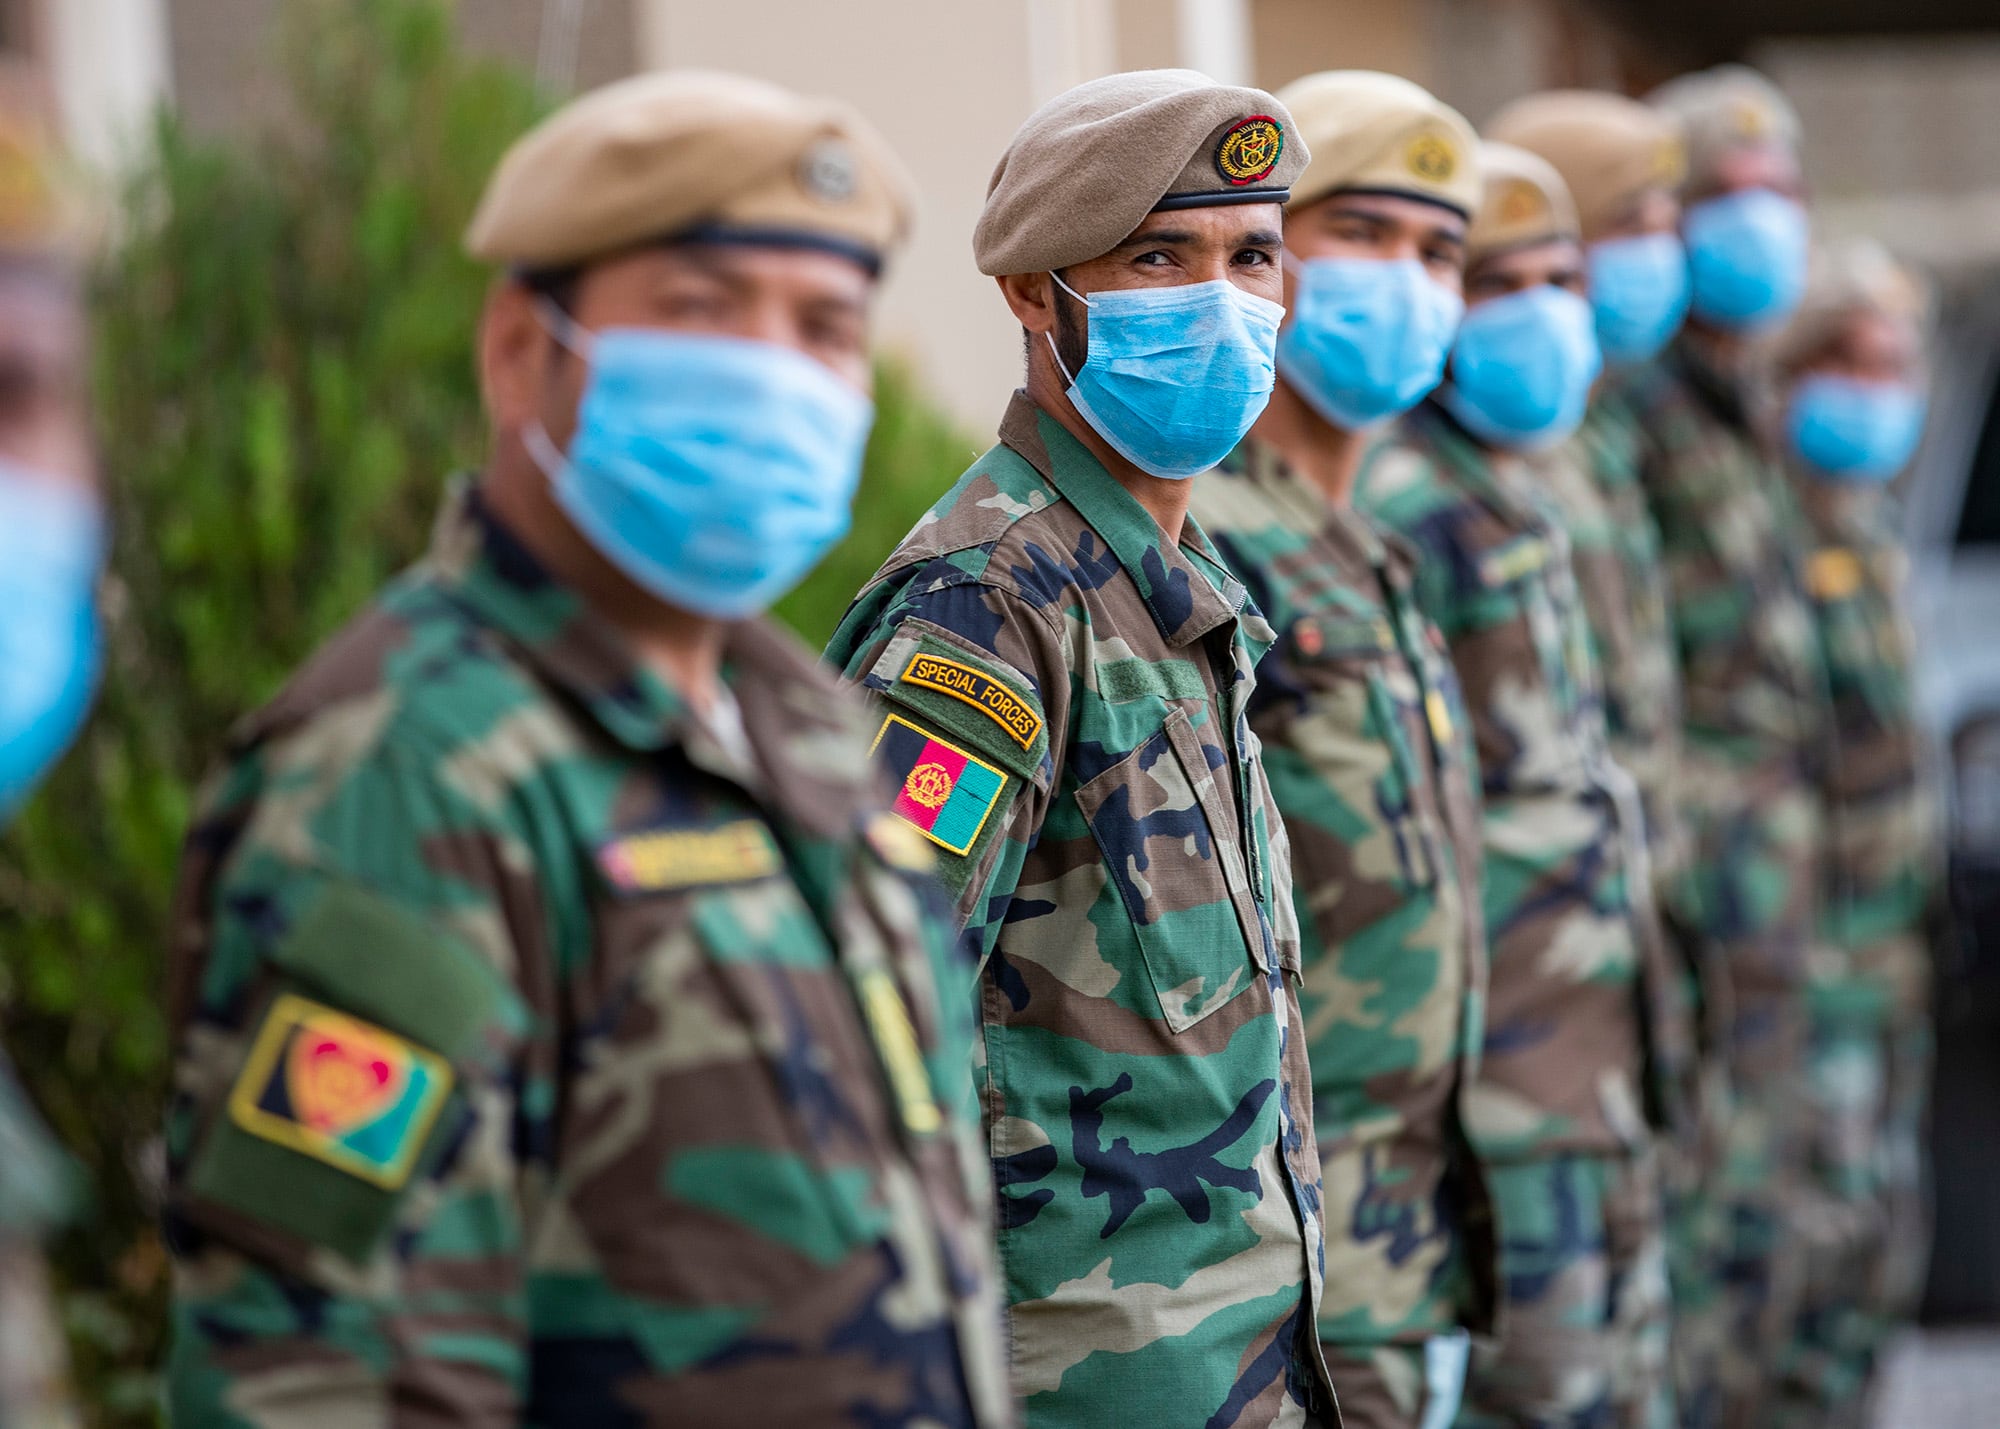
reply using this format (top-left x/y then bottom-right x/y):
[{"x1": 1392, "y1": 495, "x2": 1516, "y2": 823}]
[
  {"x1": 798, "y1": 137, "x2": 858, "y2": 205},
  {"x1": 1215, "y1": 115, "x2": 1284, "y2": 186},
  {"x1": 1405, "y1": 133, "x2": 1458, "y2": 183}
]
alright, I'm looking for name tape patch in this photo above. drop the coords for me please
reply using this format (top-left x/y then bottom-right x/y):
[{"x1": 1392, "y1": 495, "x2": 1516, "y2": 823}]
[
  {"x1": 599, "y1": 819, "x2": 782, "y2": 893},
  {"x1": 856, "y1": 968, "x2": 941, "y2": 1137},
  {"x1": 228, "y1": 993, "x2": 453, "y2": 1191},
  {"x1": 871, "y1": 714, "x2": 1008, "y2": 857},
  {"x1": 899, "y1": 652, "x2": 1043, "y2": 749},
  {"x1": 1479, "y1": 537, "x2": 1549, "y2": 588}
]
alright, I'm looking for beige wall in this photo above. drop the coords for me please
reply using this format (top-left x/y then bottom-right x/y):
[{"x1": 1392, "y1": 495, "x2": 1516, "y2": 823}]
[{"x1": 640, "y1": 0, "x2": 1056, "y2": 433}]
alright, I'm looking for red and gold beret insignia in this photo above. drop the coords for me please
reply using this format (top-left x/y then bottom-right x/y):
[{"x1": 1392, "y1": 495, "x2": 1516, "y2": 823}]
[{"x1": 1216, "y1": 115, "x2": 1284, "y2": 186}]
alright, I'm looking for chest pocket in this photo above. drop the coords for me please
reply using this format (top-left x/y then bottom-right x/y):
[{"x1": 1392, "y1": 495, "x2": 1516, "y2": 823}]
[
  {"x1": 575, "y1": 820, "x2": 899, "y2": 1302},
  {"x1": 1075, "y1": 706, "x2": 1264, "y2": 1033}
]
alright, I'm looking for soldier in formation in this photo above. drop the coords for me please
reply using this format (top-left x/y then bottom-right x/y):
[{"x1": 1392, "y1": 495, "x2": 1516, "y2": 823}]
[
  {"x1": 1354, "y1": 144, "x2": 1678, "y2": 1426},
  {"x1": 160, "y1": 71, "x2": 1015, "y2": 1425},
  {"x1": 1490, "y1": 90, "x2": 1732, "y2": 1429},
  {"x1": 1187, "y1": 70, "x2": 1495, "y2": 1429},
  {"x1": 1624, "y1": 66, "x2": 1833, "y2": 1429},
  {"x1": 1764, "y1": 241, "x2": 1941, "y2": 1428},
  {"x1": 826, "y1": 70, "x2": 1337, "y2": 1428}
]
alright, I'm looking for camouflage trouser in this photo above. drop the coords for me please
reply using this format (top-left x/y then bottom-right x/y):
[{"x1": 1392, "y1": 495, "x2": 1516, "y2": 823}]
[
  {"x1": 1455, "y1": 1151, "x2": 1674, "y2": 1429},
  {"x1": 1323, "y1": 1337, "x2": 1470, "y2": 1429},
  {"x1": 1661, "y1": 1056, "x2": 1733, "y2": 1429},
  {"x1": 1873, "y1": 1018, "x2": 1933, "y2": 1324},
  {"x1": 1768, "y1": 985, "x2": 1932, "y2": 1429},
  {"x1": 1709, "y1": 976, "x2": 1811, "y2": 1429}
]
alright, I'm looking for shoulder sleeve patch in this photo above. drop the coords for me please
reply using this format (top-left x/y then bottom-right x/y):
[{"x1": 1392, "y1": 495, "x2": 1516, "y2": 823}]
[
  {"x1": 871, "y1": 714, "x2": 1010, "y2": 858},
  {"x1": 863, "y1": 619, "x2": 1051, "y2": 787},
  {"x1": 227, "y1": 993, "x2": 454, "y2": 1192},
  {"x1": 898, "y1": 650, "x2": 1044, "y2": 750}
]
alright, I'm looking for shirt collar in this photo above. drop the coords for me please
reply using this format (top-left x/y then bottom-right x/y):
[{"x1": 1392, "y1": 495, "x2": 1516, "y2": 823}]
[
  {"x1": 428, "y1": 484, "x2": 874, "y2": 839},
  {"x1": 998, "y1": 392, "x2": 1253, "y2": 648}
]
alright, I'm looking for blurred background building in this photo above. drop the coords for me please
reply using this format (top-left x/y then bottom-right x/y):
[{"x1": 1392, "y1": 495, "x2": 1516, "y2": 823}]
[{"x1": 7, "y1": 0, "x2": 1998, "y2": 428}]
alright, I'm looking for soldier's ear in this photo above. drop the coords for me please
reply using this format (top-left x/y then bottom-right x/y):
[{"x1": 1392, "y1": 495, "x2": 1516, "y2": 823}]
[
  {"x1": 997, "y1": 272, "x2": 1058, "y2": 336},
  {"x1": 477, "y1": 278, "x2": 557, "y2": 433}
]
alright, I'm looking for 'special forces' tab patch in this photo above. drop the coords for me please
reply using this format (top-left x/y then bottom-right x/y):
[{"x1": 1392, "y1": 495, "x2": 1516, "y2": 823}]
[
  {"x1": 599, "y1": 819, "x2": 782, "y2": 893},
  {"x1": 872, "y1": 714, "x2": 1008, "y2": 857},
  {"x1": 1216, "y1": 115, "x2": 1284, "y2": 186},
  {"x1": 900, "y1": 652, "x2": 1044, "y2": 749},
  {"x1": 229, "y1": 994, "x2": 453, "y2": 1191}
]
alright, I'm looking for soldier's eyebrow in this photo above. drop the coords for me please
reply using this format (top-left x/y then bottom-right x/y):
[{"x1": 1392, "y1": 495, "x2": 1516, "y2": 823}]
[
  {"x1": 1235, "y1": 228, "x2": 1283, "y2": 249},
  {"x1": 1115, "y1": 228, "x2": 1202, "y2": 252}
]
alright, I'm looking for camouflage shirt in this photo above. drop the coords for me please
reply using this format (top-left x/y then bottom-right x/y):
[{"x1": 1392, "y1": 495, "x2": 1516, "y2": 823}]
[
  {"x1": 1188, "y1": 438, "x2": 1494, "y2": 1350},
  {"x1": 826, "y1": 394, "x2": 1331, "y2": 1427},
  {"x1": 1566, "y1": 391, "x2": 1689, "y2": 886},
  {"x1": 1622, "y1": 338, "x2": 1830, "y2": 1013},
  {"x1": 163, "y1": 485, "x2": 1013, "y2": 1427},
  {"x1": 1356, "y1": 400, "x2": 1652, "y2": 1162},
  {"x1": 1790, "y1": 477, "x2": 1939, "y2": 1020}
]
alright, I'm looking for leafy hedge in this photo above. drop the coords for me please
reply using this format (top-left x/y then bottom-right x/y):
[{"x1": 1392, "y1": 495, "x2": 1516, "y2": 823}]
[{"x1": 0, "y1": 2, "x2": 970, "y2": 1418}]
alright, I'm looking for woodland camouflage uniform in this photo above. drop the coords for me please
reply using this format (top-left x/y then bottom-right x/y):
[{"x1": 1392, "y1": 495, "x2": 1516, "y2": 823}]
[
  {"x1": 1621, "y1": 332, "x2": 1833, "y2": 1425},
  {"x1": 162, "y1": 486, "x2": 1014, "y2": 1427},
  {"x1": 1769, "y1": 474, "x2": 1940, "y2": 1428},
  {"x1": 1566, "y1": 387, "x2": 1731, "y2": 1428},
  {"x1": 827, "y1": 394, "x2": 1332, "y2": 1428},
  {"x1": 1189, "y1": 438, "x2": 1496, "y2": 1429},
  {"x1": 1357, "y1": 399, "x2": 1675, "y2": 1429}
]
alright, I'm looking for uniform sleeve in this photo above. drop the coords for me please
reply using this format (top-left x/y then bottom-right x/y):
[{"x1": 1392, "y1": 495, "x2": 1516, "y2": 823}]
[
  {"x1": 163, "y1": 723, "x2": 542, "y2": 1427},
  {"x1": 827, "y1": 570, "x2": 1070, "y2": 966}
]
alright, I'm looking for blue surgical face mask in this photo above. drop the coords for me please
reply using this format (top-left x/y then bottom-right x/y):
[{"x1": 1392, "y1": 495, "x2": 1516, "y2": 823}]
[
  {"x1": 1588, "y1": 233, "x2": 1690, "y2": 365},
  {"x1": 1787, "y1": 374, "x2": 1926, "y2": 484},
  {"x1": 1047, "y1": 273, "x2": 1283, "y2": 480},
  {"x1": 1276, "y1": 256, "x2": 1466, "y2": 431},
  {"x1": 0, "y1": 464, "x2": 103, "y2": 821},
  {"x1": 529, "y1": 312, "x2": 874, "y2": 619},
  {"x1": 1683, "y1": 188, "x2": 1809, "y2": 331},
  {"x1": 1439, "y1": 285, "x2": 1602, "y2": 451}
]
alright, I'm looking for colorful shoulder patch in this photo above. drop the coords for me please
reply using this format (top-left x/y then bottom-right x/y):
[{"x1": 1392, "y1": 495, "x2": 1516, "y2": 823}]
[
  {"x1": 228, "y1": 993, "x2": 453, "y2": 1191},
  {"x1": 871, "y1": 714, "x2": 1008, "y2": 857},
  {"x1": 899, "y1": 651, "x2": 1044, "y2": 750},
  {"x1": 598, "y1": 819, "x2": 783, "y2": 893}
]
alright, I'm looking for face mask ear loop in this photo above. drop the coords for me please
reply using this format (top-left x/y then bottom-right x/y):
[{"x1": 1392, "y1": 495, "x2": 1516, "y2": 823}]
[
  {"x1": 533, "y1": 295, "x2": 595, "y2": 360},
  {"x1": 1044, "y1": 270, "x2": 1091, "y2": 388}
]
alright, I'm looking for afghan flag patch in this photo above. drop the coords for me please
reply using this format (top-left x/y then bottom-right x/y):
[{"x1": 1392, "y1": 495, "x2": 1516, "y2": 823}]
[
  {"x1": 871, "y1": 713, "x2": 1008, "y2": 857},
  {"x1": 228, "y1": 993, "x2": 454, "y2": 1190}
]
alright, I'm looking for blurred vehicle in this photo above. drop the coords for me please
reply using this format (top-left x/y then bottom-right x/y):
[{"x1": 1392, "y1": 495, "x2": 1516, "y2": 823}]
[{"x1": 1900, "y1": 268, "x2": 2000, "y2": 1322}]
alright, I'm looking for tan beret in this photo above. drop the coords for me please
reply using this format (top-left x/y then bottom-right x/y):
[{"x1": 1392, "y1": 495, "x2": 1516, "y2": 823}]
[
  {"x1": 1277, "y1": 70, "x2": 1481, "y2": 218},
  {"x1": 1770, "y1": 240, "x2": 1931, "y2": 377},
  {"x1": 1647, "y1": 65, "x2": 1801, "y2": 198},
  {"x1": 973, "y1": 69, "x2": 1307, "y2": 277},
  {"x1": 466, "y1": 70, "x2": 916, "y2": 273},
  {"x1": 1466, "y1": 142, "x2": 1578, "y2": 264},
  {"x1": 1487, "y1": 90, "x2": 1684, "y2": 243},
  {"x1": 0, "y1": 66, "x2": 75, "y2": 263}
]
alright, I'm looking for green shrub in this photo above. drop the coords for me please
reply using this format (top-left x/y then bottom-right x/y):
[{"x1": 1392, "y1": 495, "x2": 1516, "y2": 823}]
[{"x1": 0, "y1": 1, "x2": 970, "y2": 1418}]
